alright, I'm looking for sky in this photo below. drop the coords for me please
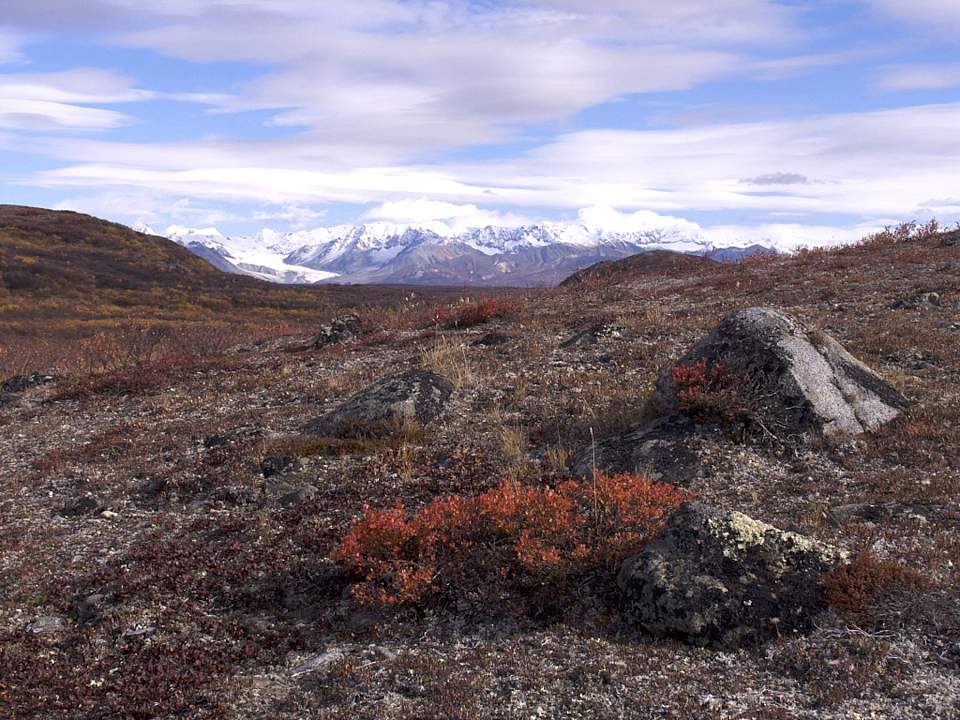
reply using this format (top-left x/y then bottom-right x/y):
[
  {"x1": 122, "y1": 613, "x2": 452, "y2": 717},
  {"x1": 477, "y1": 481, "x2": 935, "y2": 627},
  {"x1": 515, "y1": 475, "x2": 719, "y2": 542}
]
[{"x1": 1, "y1": 0, "x2": 959, "y2": 247}]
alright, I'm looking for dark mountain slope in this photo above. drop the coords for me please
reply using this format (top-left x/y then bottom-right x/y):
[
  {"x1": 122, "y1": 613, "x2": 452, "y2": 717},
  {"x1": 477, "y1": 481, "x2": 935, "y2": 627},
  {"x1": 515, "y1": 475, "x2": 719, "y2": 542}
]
[{"x1": 559, "y1": 248, "x2": 720, "y2": 287}]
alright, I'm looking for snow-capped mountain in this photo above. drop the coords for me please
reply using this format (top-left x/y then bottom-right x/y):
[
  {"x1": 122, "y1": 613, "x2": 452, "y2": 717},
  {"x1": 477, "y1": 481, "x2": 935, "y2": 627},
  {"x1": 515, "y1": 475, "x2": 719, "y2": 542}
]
[
  {"x1": 135, "y1": 223, "x2": 338, "y2": 284},
  {"x1": 134, "y1": 221, "x2": 770, "y2": 286}
]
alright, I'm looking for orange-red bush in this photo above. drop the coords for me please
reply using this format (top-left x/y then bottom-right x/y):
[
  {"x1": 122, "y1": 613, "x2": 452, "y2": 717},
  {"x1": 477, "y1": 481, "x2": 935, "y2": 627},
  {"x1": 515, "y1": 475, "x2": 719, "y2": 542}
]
[
  {"x1": 446, "y1": 297, "x2": 524, "y2": 328},
  {"x1": 671, "y1": 357, "x2": 748, "y2": 425},
  {"x1": 333, "y1": 473, "x2": 691, "y2": 609}
]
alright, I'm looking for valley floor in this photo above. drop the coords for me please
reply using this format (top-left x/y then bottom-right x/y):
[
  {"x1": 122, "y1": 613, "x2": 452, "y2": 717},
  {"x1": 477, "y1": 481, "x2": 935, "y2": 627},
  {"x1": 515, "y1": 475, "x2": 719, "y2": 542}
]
[{"x1": 2, "y1": 231, "x2": 959, "y2": 719}]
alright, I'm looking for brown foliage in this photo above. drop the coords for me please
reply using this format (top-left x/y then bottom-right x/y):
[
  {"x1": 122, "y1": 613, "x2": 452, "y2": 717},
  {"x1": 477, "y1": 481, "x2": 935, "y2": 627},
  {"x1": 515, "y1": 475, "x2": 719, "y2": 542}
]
[{"x1": 822, "y1": 551, "x2": 930, "y2": 627}]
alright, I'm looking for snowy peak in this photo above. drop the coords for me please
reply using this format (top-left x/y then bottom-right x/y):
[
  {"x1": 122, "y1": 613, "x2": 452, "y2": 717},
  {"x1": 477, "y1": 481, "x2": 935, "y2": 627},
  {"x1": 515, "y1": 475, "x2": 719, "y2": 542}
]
[{"x1": 136, "y1": 219, "x2": 769, "y2": 287}]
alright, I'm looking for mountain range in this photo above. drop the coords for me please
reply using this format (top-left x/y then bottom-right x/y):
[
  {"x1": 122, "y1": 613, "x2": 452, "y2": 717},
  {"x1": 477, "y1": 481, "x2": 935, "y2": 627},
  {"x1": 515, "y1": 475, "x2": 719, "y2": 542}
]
[{"x1": 136, "y1": 221, "x2": 773, "y2": 286}]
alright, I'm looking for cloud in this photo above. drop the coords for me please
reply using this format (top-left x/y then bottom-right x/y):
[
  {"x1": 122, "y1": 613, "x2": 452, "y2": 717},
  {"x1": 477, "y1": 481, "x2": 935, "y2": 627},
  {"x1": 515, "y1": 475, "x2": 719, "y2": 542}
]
[
  {"x1": 871, "y1": 0, "x2": 960, "y2": 34},
  {"x1": 743, "y1": 173, "x2": 810, "y2": 185},
  {"x1": 0, "y1": 29, "x2": 25, "y2": 64},
  {"x1": 22, "y1": 102, "x2": 960, "y2": 223},
  {"x1": 53, "y1": 190, "x2": 246, "y2": 226},
  {"x1": 702, "y1": 221, "x2": 883, "y2": 251},
  {"x1": 363, "y1": 198, "x2": 535, "y2": 232},
  {"x1": 252, "y1": 204, "x2": 327, "y2": 228},
  {"x1": 0, "y1": 68, "x2": 234, "y2": 132},
  {"x1": 0, "y1": 69, "x2": 149, "y2": 131},
  {"x1": 877, "y1": 63, "x2": 960, "y2": 91},
  {"x1": 83, "y1": 0, "x2": 793, "y2": 162},
  {"x1": 576, "y1": 206, "x2": 704, "y2": 236}
]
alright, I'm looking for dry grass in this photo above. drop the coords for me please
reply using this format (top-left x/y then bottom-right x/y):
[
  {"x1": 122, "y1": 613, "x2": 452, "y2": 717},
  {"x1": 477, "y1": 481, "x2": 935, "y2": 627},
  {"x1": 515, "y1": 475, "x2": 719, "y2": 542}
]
[{"x1": 420, "y1": 334, "x2": 475, "y2": 388}]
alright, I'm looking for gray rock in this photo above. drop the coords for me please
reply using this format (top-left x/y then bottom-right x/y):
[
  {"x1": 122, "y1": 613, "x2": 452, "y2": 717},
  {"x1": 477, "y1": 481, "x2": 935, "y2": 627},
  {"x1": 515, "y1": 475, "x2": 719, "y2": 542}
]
[
  {"x1": 303, "y1": 369, "x2": 453, "y2": 438},
  {"x1": 940, "y1": 230, "x2": 960, "y2": 247},
  {"x1": 278, "y1": 484, "x2": 318, "y2": 507},
  {"x1": 570, "y1": 415, "x2": 699, "y2": 481},
  {"x1": 650, "y1": 307, "x2": 909, "y2": 440},
  {"x1": 60, "y1": 496, "x2": 100, "y2": 517},
  {"x1": 1, "y1": 372, "x2": 55, "y2": 393},
  {"x1": 313, "y1": 314, "x2": 362, "y2": 348},
  {"x1": 828, "y1": 501, "x2": 959, "y2": 526},
  {"x1": 472, "y1": 332, "x2": 512, "y2": 347},
  {"x1": 77, "y1": 594, "x2": 106, "y2": 625},
  {"x1": 561, "y1": 323, "x2": 632, "y2": 348},
  {"x1": 260, "y1": 455, "x2": 301, "y2": 478},
  {"x1": 619, "y1": 502, "x2": 848, "y2": 648},
  {"x1": 889, "y1": 292, "x2": 942, "y2": 310},
  {"x1": 28, "y1": 615, "x2": 65, "y2": 635}
]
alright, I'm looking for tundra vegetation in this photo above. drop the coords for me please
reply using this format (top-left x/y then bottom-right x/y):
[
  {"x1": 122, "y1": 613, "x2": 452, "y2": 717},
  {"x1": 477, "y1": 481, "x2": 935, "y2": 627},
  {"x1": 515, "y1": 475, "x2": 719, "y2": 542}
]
[{"x1": 1, "y1": 210, "x2": 958, "y2": 719}]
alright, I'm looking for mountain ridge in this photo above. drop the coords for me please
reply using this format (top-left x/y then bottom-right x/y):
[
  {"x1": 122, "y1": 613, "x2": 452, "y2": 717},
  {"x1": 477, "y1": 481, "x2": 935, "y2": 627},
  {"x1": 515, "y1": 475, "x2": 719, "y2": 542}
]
[{"x1": 143, "y1": 221, "x2": 773, "y2": 286}]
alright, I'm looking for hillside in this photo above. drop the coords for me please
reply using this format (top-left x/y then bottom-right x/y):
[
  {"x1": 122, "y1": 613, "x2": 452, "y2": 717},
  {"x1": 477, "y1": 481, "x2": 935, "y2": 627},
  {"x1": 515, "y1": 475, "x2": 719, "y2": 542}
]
[
  {"x1": 559, "y1": 248, "x2": 721, "y2": 287},
  {"x1": 1, "y1": 218, "x2": 959, "y2": 719},
  {"x1": 0, "y1": 206, "x2": 465, "y2": 324}
]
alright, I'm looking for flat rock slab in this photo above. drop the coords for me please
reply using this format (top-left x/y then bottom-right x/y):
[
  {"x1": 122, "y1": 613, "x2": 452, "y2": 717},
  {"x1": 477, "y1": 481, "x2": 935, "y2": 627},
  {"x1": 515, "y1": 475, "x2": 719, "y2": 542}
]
[
  {"x1": 619, "y1": 502, "x2": 848, "y2": 648},
  {"x1": 651, "y1": 307, "x2": 909, "y2": 439},
  {"x1": 303, "y1": 369, "x2": 453, "y2": 438}
]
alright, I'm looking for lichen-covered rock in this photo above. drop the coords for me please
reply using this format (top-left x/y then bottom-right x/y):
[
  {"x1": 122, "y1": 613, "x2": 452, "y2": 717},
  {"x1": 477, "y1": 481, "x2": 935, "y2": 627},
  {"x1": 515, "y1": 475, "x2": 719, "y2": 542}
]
[
  {"x1": 312, "y1": 314, "x2": 362, "y2": 348},
  {"x1": 619, "y1": 502, "x2": 848, "y2": 648},
  {"x1": 650, "y1": 307, "x2": 908, "y2": 439},
  {"x1": 303, "y1": 369, "x2": 453, "y2": 438}
]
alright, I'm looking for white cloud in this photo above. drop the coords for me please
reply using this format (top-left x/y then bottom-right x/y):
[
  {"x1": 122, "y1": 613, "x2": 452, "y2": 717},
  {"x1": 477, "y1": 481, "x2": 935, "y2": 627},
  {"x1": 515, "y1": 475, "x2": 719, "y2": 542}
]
[
  {"x1": 99, "y1": 0, "x2": 783, "y2": 162},
  {"x1": 22, "y1": 102, "x2": 960, "y2": 223},
  {"x1": 0, "y1": 69, "x2": 148, "y2": 131},
  {"x1": 872, "y1": 0, "x2": 960, "y2": 33},
  {"x1": 0, "y1": 30, "x2": 25, "y2": 64},
  {"x1": 877, "y1": 63, "x2": 960, "y2": 91},
  {"x1": 252, "y1": 204, "x2": 327, "y2": 228},
  {"x1": 577, "y1": 206, "x2": 703, "y2": 236},
  {"x1": 702, "y1": 222, "x2": 884, "y2": 251},
  {"x1": 0, "y1": 100, "x2": 132, "y2": 130},
  {"x1": 363, "y1": 198, "x2": 534, "y2": 232}
]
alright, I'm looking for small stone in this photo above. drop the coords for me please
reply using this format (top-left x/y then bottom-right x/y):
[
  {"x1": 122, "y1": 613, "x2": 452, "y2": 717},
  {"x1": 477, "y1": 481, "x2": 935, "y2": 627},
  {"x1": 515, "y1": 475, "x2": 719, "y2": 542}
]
[
  {"x1": 313, "y1": 314, "x2": 362, "y2": 348},
  {"x1": 61, "y1": 496, "x2": 100, "y2": 517},
  {"x1": 28, "y1": 615, "x2": 64, "y2": 635},
  {"x1": 561, "y1": 323, "x2": 632, "y2": 348},
  {"x1": 472, "y1": 332, "x2": 511, "y2": 347},
  {"x1": 278, "y1": 485, "x2": 317, "y2": 507},
  {"x1": 260, "y1": 455, "x2": 301, "y2": 478},
  {"x1": 202, "y1": 434, "x2": 229, "y2": 449},
  {"x1": 78, "y1": 594, "x2": 106, "y2": 625}
]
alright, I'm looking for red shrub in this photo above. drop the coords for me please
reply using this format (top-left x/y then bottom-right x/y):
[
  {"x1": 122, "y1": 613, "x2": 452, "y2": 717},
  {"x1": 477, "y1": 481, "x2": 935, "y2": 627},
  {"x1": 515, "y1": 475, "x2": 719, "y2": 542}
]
[
  {"x1": 333, "y1": 473, "x2": 692, "y2": 609},
  {"x1": 447, "y1": 297, "x2": 524, "y2": 328},
  {"x1": 822, "y1": 551, "x2": 930, "y2": 627},
  {"x1": 671, "y1": 357, "x2": 748, "y2": 425}
]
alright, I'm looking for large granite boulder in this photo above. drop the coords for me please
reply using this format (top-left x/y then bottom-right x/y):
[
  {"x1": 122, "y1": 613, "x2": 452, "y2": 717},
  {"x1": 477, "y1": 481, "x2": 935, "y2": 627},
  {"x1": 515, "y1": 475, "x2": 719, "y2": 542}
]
[
  {"x1": 303, "y1": 369, "x2": 453, "y2": 438},
  {"x1": 650, "y1": 307, "x2": 908, "y2": 439},
  {"x1": 619, "y1": 502, "x2": 848, "y2": 648}
]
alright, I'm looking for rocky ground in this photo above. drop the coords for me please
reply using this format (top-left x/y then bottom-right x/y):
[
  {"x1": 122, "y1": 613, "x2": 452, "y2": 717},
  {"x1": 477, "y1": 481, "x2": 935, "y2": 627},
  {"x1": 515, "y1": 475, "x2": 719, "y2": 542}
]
[{"x1": 1, "y1": 228, "x2": 959, "y2": 718}]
